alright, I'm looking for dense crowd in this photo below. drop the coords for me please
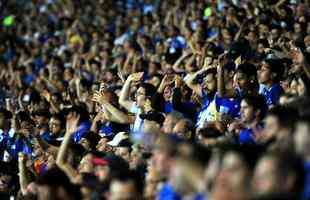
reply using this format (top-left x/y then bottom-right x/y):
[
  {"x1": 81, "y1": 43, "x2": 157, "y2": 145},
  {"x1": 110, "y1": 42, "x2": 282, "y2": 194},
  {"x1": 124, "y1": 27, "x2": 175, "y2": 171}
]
[{"x1": 0, "y1": 0, "x2": 310, "y2": 199}]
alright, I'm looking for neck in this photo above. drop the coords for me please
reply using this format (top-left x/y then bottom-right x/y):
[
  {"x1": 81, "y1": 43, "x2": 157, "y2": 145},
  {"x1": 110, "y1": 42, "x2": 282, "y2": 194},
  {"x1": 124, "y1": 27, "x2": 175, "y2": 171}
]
[
  {"x1": 305, "y1": 155, "x2": 310, "y2": 162},
  {"x1": 264, "y1": 80, "x2": 274, "y2": 89},
  {"x1": 245, "y1": 117, "x2": 258, "y2": 128}
]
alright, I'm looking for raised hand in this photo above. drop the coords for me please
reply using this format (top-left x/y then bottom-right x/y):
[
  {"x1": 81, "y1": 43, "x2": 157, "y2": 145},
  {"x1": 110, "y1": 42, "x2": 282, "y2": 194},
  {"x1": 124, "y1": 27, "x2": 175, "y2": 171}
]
[
  {"x1": 128, "y1": 72, "x2": 144, "y2": 82},
  {"x1": 42, "y1": 90, "x2": 51, "y2": 103},
  {"x1": 66, "y1": 114, "x2": 79, "y2": 134},
  {"x1": 92, "y1": 90, "x2": 108, "y2": 105},
  {"x1": 218, "y1": 52, "x2": 229, "y2": 67},
  {"x1": 290, "y1": 46, "x2": 306, "y2": 65},
  {"x1": 18, "y1": 152, "x2": 27, "y2": 164}
]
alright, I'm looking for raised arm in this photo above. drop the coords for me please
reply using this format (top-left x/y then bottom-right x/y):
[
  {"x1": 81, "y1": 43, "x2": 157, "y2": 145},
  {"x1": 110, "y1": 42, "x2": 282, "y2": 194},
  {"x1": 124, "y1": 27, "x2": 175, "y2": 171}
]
[
  {"x1": 93, "y1": 91, "x2": 134, "y2": 124},
  {"x1": 217, "y1": 53, "x2": 227, "y2": 98},
  {"x1": 185, "y1": 67, "x2": 210, "y2": 97},
  {"x1": 172, "y1": 50, "x2": 192, "y2": 73},
  {"x1": 18, "y1": 153, "x2": 30, "y2": 196},
  {"x1": 56, "y1": 115, "x2": 79, "y2": 183},
  {"x1": 119, "y1": 72, "x2": 143, "y2": 111}
]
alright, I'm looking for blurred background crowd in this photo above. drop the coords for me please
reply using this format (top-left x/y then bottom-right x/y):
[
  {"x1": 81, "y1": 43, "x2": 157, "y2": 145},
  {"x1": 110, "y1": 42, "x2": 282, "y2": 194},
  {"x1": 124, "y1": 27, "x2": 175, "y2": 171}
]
[{"x1": 0, "y1": 0, "x2": 310, "y2": 199}]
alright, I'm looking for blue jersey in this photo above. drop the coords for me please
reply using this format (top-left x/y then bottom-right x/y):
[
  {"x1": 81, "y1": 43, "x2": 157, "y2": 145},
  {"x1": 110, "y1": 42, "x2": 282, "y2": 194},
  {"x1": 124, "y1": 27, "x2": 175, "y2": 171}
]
[
  {"x1": 259, "y1": 83, "x2": 283, "y2": 107},
  {"x1": 215, "y1": 93, "x2": 241, "y2": 119},
  {"x1": 157, "y1": 183, "x2": 181, "y2": 200},
  {"x1": 72, "y1": 121, "x2": 91, "y2": 143},
  {"x1": 164, "y1": 102, "x2": 173, "y2": 114},
  {"x1": 239, "y1": 128, "x2": 256, "y2": 145},
  {"x1": 302, "y1": 162, "x2": 310, "y2": 200},
  {"x1": 238, "y1": 123, "x2": 264, "y2": 145},
  {"x1": 7, "y1": 135, "x2": 33, "y2": 160}
]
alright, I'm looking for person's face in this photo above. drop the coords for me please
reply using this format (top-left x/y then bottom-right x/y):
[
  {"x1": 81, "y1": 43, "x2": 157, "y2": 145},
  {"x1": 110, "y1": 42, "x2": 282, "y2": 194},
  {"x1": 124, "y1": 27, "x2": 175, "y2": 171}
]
[
  {"x1": 163, "y1": 86, "x2": 172, "y2": 101},
  {"x1": 110, "y1": 180, "x2": 138, "y2": 200},
  {"x1": 148, "y1": 62, "x2": 157, "y2": 76},
  {"x1": 49, "y1": 118, "x2": 62, "y2": 135},
  {"x1": 155, "y1": 43, "x2": 164, "y2": 54},
  {"x1": 240, "y1": 100, "x2": 255, "y2": 124},
  {"x1": 271, "y1": 29, "x2": 279, "y2": 40},
  {"x1": 96, "y1": 138, "x2": 110, "y2": 152},
  {"x1": 129, "y1": 149, "x2": 140, "y2": 169},
  {"x1": 258, "y1": 63, "x2": 272, "y2": 84},
  {"x1": 162, "y1": 115, "x2": 174, "y2": 134},
  {"x1": 257, "y1": 43, "x2": 266, "y2": 54},
  {"x1": 294, "y1": 23, "x2": 302, "y2": 33},
  {"x1": 37, "y1": 185, "x2": 54, "y2": 200},
  {"x1": 152, "y1": 148, "x2": 171, "y2": 176},
  {"x1": 263, "y1": 115, "x2": 280, "y2": 140},
  {"x1": 203, "y1": 73, "x2": 217, "y2": 92},
  {"x1": 173, "y1": 121, "x2": 190, "y2": 139},
  {"x1": 0, "y1": 173, "x2": 12, "y2": 192},
  {"x1": 46, "y1": 154, "x2": 56, "y2": 169},
  {"x1": 136, "y1": 87, "x2": 146, "y2": 108},
  {"x1": 252, "y1": 157, "x2": 278, "y2": 195},
  {"x1": 20, "y1": 121, "x2": 35, "y2": 135},
  {"x1": 116, "y1": 147, "x2": 130, "y2": 162},
  {"x1": 294, "y1": 122, "x2": 310, "y2": 156},
  {"x1": 95, "y1": 165, "x2": 109, "y2": 182},
  {"x1": 233, "y1": 72, "x2": 248, "y2": 89},
  {"x1": 144, "y1": 168, "x2": 161, "y2": 199},
  {"x1": 33, "y1": 143, "x2": 44, "y2": 157},
  {"x1": 143, "y1": 119, "x2": 161, "y2": 134},
  {"x1": 304, "y1": 35, "x2": 310, "y2": 48},
  {"x1": 79, "y1": 138, "x2": 90, "y2": 151},
  {"x1": 64, "y1": 69, "x2": 73, "y2": 81},
  {"x1": 35, "y1": 115, "x2": 47, "y2": 127},
  {"x1": 212, "y1": 152, "x2": 249, "y2": 200},
  {"x1": 247, "y1": 31, "x2": 257, "y2": 42}
]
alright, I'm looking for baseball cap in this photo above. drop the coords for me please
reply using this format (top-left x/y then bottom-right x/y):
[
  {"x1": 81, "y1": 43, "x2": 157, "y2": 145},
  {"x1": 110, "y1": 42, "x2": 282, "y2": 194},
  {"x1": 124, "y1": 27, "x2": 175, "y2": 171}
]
[
  {"x1": 107, "y1": 132, "x2": 129, "y2": 147},
  {"x1": 139, "y1": 111, "x2": 165, "y2": 126}
]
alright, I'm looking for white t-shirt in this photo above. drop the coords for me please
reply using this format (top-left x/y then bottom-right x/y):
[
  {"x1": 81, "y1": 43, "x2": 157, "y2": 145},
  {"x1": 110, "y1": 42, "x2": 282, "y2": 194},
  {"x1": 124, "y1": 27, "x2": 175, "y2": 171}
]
[{"x1": 130, "y1": 104, "x2": 144, "y2": 133}]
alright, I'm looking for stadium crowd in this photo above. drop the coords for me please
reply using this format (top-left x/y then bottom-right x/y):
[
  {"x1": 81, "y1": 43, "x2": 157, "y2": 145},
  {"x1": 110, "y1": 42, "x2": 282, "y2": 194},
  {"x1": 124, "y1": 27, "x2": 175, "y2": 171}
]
[{"x1": 0, "y1": 0, "x2": 310, "y2": 199}]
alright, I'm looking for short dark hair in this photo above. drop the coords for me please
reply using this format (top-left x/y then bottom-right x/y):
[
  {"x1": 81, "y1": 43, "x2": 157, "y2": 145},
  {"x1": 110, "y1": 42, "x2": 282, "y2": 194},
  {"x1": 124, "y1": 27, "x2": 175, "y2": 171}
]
[
  {"x1": 242, "y1": 95, "x2": 267, "y2": 120},
  {"x1": 263, "y1": 59, "x2": 285, "y2": 82},
  {"x1": 112, "y1": 170, "x2": 144, "y2": 195},
  {"x1": 262, "y1": 151, "x2": 305, "y2": 197},
  {"x1": 139, "y1": 82, "x2": 157, "y2": 98},
  {"x1": 37, "y1": 167, "x2": 81, "y2": 199},
  {"x1": 236, "y1": 63, "x2": 257, "y2": 78},
  {"x1": 267, "y1": 106, "x2": 298, "y2": 130},
  {"x1": 51, "y1": 113, "x2": 65, "y2": 129}
]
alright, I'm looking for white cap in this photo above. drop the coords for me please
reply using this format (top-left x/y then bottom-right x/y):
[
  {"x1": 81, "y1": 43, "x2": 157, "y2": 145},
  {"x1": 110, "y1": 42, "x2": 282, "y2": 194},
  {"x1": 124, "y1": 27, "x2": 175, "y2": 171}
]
[{"x1": 107, "y1": 132, "x2": 129, "y2": 147}]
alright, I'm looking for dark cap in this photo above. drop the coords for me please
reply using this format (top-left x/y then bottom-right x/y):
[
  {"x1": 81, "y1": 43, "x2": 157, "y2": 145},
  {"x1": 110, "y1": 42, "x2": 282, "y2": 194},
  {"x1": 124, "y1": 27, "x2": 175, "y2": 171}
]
[
  {"x1": 62, "y1": 105, "x2": 89, "y2": 121},
  {"x1": 140, "y1": 111, "x2": 165, "y2": 126},
  {"x1": 32, "y1": 109, "x2": 51, "y2": 118}
]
